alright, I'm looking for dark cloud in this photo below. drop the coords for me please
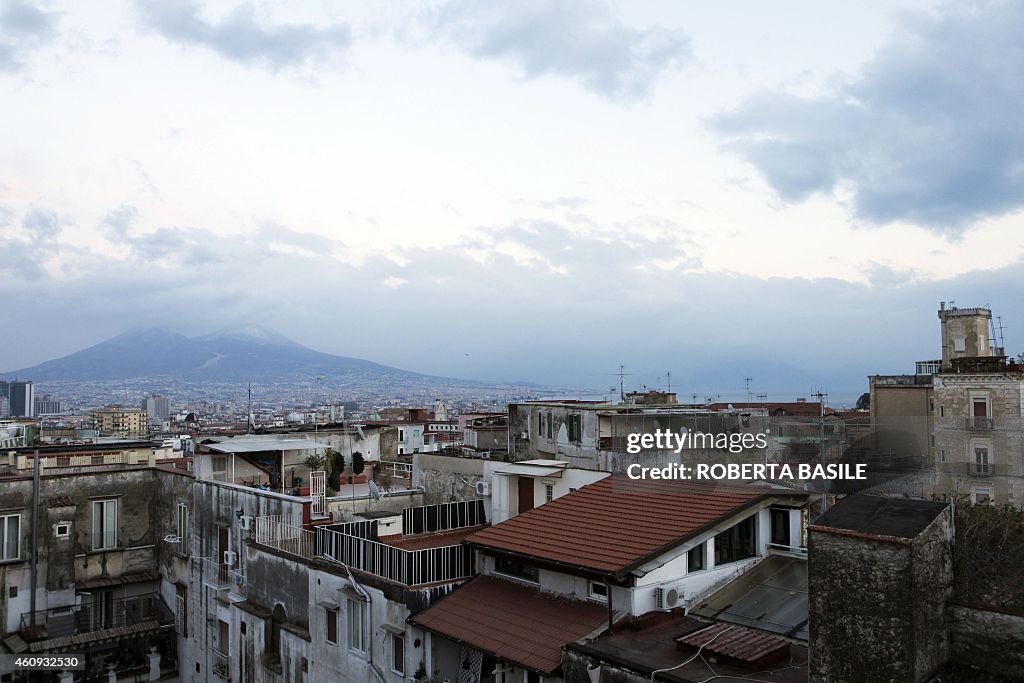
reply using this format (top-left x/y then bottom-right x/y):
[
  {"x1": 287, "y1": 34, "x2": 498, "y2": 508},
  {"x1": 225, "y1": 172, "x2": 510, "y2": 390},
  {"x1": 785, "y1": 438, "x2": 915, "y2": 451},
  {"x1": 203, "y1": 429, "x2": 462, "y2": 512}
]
[
  {"x1": 431, "y1": 0, "x2": 690, "y2": 100},
  {"x1": 713, "y1": 2, "x2": 1024, "y2": 234},
  {"x1": 0, "y1": 0, "x2": 58, "y2": 71},
  {"x1": 0, "y1": 205, "x2": 61, "y2": 280},
  {"x1": 136, "y1": 1, "x2": 352, "y2": 70}
]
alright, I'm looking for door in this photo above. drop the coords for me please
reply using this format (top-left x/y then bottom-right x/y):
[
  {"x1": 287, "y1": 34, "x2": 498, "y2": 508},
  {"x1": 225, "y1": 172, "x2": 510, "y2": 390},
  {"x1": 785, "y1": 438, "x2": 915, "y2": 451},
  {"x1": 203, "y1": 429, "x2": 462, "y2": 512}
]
[
  {"x1": 310, "y1": 470, "x2": 327, "y2": 517},
  {"x1": 518, "y1": 477, "x2": 534, "y2": 514}
]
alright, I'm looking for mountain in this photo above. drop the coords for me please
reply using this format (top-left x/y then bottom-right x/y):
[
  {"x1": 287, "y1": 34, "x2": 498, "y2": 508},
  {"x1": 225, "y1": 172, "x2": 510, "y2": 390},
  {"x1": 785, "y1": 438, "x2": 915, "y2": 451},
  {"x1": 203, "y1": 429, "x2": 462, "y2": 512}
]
[{"x1": 1, "y1": 326, "x2": 458, "y2": 384}]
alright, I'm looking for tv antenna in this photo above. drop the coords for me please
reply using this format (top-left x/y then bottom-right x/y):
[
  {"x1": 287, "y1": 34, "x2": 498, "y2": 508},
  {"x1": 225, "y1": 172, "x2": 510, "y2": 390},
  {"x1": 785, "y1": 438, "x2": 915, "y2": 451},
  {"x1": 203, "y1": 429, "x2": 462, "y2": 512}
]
[{"x1": 610, "y1": 365, "x2": 631, "y2": 402}]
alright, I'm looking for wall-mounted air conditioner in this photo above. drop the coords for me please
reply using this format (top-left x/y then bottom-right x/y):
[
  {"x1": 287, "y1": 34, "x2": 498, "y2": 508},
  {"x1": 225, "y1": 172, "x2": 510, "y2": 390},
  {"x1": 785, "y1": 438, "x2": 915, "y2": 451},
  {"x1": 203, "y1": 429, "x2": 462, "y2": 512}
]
[
  {"x1": 475, "y1": 481, "x2": 491, "y2": 496},
  {"x1": 223, "y1": 550, "x2": 238, "y2": 567},
  {"x1": 239, "y1": 515, "x2": 253, "y2": 531},
  {"x1": 520, "y1": 432, "x2": 529, "y2": 439},
  {"x1": 654, "y1": 582, "x2": 685, "y2": 611}
]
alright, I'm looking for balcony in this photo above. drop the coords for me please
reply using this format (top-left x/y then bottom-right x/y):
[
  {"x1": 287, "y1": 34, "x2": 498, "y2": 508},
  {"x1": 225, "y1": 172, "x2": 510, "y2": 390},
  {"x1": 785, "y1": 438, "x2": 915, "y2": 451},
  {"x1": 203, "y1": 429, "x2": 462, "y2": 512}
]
[
  {"x1": 966, "y1": 417, "x2": 994, "y2": 430},
  {"x1": 970, "y1": 462, "x2": 995, "y2": 479},
  {"x1": 201, "y1": 557, "x2": 233, "y2": 590},
  {"x1": 254, "y1": 502, "x2": 482, "y2": 586},
  {"x1": 228, "y1": 570, "x2": 246, "y2": 601},
  {"x1": 212, "y1": 649, "x2": 230, "y2": 679},
  {"x1": 19, "y1": 593, "x2": 173, "y2": 645}
]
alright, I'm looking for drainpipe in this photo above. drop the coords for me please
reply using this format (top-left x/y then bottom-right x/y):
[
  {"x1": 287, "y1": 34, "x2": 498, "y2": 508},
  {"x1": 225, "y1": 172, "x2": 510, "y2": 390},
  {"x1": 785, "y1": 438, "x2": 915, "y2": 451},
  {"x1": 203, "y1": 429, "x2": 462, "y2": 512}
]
[
  {"x1": 30, "y1": 450, "x2": 40, "y2": 620},
  {"x1": 605, "y1": 578, "x2": 613, "y2": 634},
  {"x1": 341, "y1": 564, "x2": 384, "y2": 682}
]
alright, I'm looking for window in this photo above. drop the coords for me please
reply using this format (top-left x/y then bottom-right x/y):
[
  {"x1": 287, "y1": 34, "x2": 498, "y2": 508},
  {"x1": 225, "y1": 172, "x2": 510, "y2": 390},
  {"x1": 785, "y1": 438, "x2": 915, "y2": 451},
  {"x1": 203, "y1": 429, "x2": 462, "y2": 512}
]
[
  {"x1": 494, "y1": 556, "x2": 539, "y2": 583},
  {"x1": 939, "y1": 405, "x2": 945, "y2": 417},
  {"x1": 325, "y1": 607, "x2": 338, "y2": 644},
  {"x1": 974, "y1": 446, "x2": 991, "y2": 475},
  {"x1": 953, "y1": 336, "x2": 966, "y2": 352},
  {"x1": 973, "y1": 488, "x2": 992, "y2": 505},
  {"x1": 399, "y1": 429, "x2": 406, "y2": 441},
  {"x1": 391, "y1": 633, "x2": 405, "y2": 674},
  {"x1": 177, "y1": 503, "x2": 189, "y2": 555},
  {"x1": 413, "y1": 430, "x2": 420, "y2": 437},
  {"x1": 537, "y1": 414, "x2": 543, "y2": 436},
  {"x1": 940, "y1": 449, "x2": 946, "y2": 463},
  {"x1": 714, "y1": 516, "x2": 756, "y2": 566},
  {"x1": 929, "y1": 398, "x2": 935, "y2": 412},
  {"x1": 687, "y1": 542, "x2": 705, "y2": 573},
  {"x1": 544, "y1": 483, "x2": 554, "y2": 503},
  {"x1": 348, "y1": 599, "x2": 367, "y2": 652},
  {"x1": 1, "y1": 514, "x2": 20, "y2": 561},
  {"x1": 546, "y1": 413, "x2": 552, "y2": 439},
  {"x1": 770, "y1": 508, "x2": 791, "y2": 547},
  {"x1": 930, "y1": 433, "x2": 936, "y2": 447},
  {"x1": 175, "y1": 585, "x2": 188, "y2": 636},
  {"x1": 568, "y1": 414, "x2": 582, "y2": 442},
  {"x1": 91, "y1": 499, "x2": 117, "y2": 550},
  {"x1": 55, "y1": 523, "x2": 70, "y2": 538},
  {"x1": 588, "y1": 581, "x2": 608, "y2": 602}
]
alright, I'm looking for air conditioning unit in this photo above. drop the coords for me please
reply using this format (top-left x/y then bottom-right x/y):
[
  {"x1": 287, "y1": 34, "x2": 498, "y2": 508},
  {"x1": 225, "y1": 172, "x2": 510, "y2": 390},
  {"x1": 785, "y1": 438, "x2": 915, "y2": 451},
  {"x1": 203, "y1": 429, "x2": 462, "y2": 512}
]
[
  {"x1": 475, "y1": 481, "x2": 491, "y2": 496},
  {"x1": 654, "y1": 583, "x2": 685, "y2": 611},
  {"x1": 223, "y1": 550, "x2": 238, "y2": 567},
  {"x1": 239, "y1": 515, "x2": 253, "y2": 531}
]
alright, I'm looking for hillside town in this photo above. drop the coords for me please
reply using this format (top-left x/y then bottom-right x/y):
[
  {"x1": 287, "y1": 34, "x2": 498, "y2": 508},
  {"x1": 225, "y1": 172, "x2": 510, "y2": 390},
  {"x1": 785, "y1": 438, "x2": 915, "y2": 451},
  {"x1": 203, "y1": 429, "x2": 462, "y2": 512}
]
[{"x1": 1, "y1": 303, "x2": 1022, "y2": 682}]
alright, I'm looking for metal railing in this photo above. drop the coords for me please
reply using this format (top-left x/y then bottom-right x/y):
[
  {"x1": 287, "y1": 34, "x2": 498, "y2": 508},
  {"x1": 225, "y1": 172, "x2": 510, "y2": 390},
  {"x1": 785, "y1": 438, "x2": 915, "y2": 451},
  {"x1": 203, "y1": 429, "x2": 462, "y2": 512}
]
[
  {"x1": 968, "y1": 462, "x2": 1001, "y2": 476},
  {"x1": 254, "y1": 516, "x2": 474, "y2": 586},
  {"x1": 20, "y1": 593, "x2": 172, "y2": 639},
  {"x1": 228, "y1": 570, "x2": 246, "y2": 600},
  {"x1": 201, "y1": 557, "x2": 233, "y2": 589},
  {"x1": 212, "y1": 649, "x2": 230, "y2": 679},
  {"x1": 966, "y1": 417, "x2": 994, "y2": 430},
  {"x1": 380, "y1": 461, "x2": 413, "y2": 479},
  {"x1": 402, "y1": 499, "x2": 487, "y2": 535}
]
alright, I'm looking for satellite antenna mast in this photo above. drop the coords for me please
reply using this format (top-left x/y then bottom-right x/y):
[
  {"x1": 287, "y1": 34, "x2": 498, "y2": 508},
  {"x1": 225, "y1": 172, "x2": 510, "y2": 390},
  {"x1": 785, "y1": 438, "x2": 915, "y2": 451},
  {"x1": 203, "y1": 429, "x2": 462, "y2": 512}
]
[
  {"x1": 247, "y1": 382, "x2": 253, "y2": 434},
  {"x1": 612, "y1": 365, "x2": 631, "y2": 403},
  {"x1": 744, "y1": 377, "x2": 753, "y2": 405},
  {"x1": 666, "y1": 372, "x2": 672, "y2": 395}
]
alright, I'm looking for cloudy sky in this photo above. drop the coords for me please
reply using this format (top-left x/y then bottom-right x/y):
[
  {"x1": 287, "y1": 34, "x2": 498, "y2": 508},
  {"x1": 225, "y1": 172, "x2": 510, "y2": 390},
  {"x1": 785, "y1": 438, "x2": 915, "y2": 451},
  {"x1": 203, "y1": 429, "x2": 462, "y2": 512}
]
[{"x1": 2, "y1": 0, "x2": 1022, "y2": 400}]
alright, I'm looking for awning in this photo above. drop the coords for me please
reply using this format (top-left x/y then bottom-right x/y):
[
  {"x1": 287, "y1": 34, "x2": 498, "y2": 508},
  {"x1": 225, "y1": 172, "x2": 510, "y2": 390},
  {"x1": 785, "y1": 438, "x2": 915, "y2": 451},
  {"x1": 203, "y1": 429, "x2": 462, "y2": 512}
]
[
  {"x1": 492, "y1": 464, "x2": 564, "y2": 477},
  {"x1": 409, "y1": 576, "x2": 608, "y2": 675},
  {"x1": 205, "y1": 439, "x2": 327, "y2": 454}
]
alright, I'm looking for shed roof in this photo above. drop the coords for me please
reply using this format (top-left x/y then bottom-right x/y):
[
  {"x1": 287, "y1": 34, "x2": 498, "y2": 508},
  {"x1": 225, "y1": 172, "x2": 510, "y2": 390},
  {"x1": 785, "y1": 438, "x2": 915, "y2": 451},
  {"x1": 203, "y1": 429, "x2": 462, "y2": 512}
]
[{"x1": 811, "y1": 494, "x2": 947, "y2": 541}]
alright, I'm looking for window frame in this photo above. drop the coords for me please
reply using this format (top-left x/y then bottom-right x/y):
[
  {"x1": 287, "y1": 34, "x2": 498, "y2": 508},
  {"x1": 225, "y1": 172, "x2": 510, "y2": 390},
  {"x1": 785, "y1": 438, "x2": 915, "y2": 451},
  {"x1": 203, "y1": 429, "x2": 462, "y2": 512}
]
[
  {"x1": 91, "y1": 499, "x2": 118, "y2": 551},
  {"x1": 325, "y1": 606, "x2": 338, "y2": 645},
  {"x1": 713, "y1": 515, "x2": 757, "y2": 567},
  {"x1": 588, "y1": 581, "x2": 608, "y2": 602},
  {"x1": 391, "y1": 632, "x2": 405, "y2": 675},
  {"x1": 687, "y1": 541, "x2": 705, "y2": 573},
  {"x1": 1, "y1": 513, "x2": 21, "y2": 561},
  {"x1": 347, "y1": 598, "x2": 367, "y2": 653}
]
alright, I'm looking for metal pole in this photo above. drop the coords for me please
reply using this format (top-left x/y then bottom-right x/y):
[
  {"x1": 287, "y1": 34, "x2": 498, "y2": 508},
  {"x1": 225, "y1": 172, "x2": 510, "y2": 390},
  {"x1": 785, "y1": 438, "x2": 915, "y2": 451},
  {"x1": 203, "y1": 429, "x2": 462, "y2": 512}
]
[{"x1": 30, "y1": 449, "x2": 39, "y2": 621}]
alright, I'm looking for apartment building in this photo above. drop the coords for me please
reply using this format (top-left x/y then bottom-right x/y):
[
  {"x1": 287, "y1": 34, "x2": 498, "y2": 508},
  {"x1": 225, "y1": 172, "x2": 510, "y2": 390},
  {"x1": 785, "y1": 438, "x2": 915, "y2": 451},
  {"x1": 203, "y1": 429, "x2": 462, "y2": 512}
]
[
  {"x1": 871, "y1": 303, "x2": 1024, "y2": 506},
  {"x1": 90, "y1": 405, "x2": 149, "y2": 437}
]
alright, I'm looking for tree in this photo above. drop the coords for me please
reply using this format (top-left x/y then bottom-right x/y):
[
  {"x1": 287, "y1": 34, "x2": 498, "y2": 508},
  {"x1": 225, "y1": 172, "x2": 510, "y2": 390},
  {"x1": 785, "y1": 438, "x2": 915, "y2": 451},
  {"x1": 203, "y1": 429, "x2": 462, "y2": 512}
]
[
  {"x1": 325, "y1": 448, "x2": 345, "y2": 490},
  {"x1": 351, "y1": 451, "x2": 365, "y2": 483},
  {"x1": 303, "y1": 451, "x2": 327, "y2": 473}
]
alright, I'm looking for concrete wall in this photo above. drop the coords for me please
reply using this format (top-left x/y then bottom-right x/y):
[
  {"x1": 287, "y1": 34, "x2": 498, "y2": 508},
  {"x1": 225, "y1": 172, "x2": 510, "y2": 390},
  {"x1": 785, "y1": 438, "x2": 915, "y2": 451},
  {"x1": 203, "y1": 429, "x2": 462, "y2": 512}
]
[
  {"x1": 808, "y1": 506, "x2": 953, "y2": 683},
  {"x1": 414, "y1": 452, "x2": 486, "y2": 505},
  {"x1": 948, "y1": 604, "x2": 1024, "y2": 678}
]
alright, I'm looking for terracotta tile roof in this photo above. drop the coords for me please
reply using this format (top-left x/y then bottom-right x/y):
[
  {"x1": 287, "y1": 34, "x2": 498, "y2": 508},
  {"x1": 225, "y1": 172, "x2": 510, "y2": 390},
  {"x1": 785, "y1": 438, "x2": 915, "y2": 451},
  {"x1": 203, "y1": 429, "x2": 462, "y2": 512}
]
[
  {"x1": 378, "y1": 525, "x2": 487, "y2": 551},
  {"x1": 467, "y1": 476, "x2": 769, "y2": 576},
  {"x1": 409, "y1": 575, "x2": 608, "y2": 675},
  {"x1": 677, "y1": 623, "x2": 790, "y2": 667}
]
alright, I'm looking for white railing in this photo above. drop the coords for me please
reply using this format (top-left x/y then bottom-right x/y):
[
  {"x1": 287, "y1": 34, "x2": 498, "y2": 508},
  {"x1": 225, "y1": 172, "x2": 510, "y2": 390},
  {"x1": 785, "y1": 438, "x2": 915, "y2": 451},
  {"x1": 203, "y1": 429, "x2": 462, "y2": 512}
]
[
  {"x1": 212, "y1": 649, "x2": 229, "y2": 679},
  {"x1": 381, "y1": 461, "x2": 413, "y2": 479},
  {"x1": 201, "y1": 557, "x2": 232, "y2": 588},
  {"x1": 255, "y1": 516, "x2": 317, "y2": 559},
  {"x1": 228, "y1": 570, "x2": 246, "y2": 599}
]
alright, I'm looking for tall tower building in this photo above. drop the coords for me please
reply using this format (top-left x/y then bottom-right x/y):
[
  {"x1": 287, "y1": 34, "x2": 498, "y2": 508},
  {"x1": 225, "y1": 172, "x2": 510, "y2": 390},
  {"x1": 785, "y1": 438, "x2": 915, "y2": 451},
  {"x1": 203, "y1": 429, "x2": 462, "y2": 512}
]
[
  {"x1": 938, "y1": 303, "x2": 998, "y2": 370},
  {"x1": 8, "y1": 381, "x2": 34, "y2": 418}
]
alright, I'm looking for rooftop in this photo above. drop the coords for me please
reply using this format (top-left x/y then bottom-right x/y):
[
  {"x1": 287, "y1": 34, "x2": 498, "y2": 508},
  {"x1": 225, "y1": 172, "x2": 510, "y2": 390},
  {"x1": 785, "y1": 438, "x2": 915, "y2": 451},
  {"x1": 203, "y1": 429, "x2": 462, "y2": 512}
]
[
  {"x1": 689, "y1": 555, "x2": 808, "y2": 640},
  {"x1": 811, "y1": 494, "x2": 948, "y2": 541},
  {"x1": 409, "y1": 575, "x2": 608, "y2": 675},
  {"x1": 567, "y1": 611, "x2": 808, "y2": 683},
  {"x1": 467, "y1": 477, "x2": 784, "y2": 577}
]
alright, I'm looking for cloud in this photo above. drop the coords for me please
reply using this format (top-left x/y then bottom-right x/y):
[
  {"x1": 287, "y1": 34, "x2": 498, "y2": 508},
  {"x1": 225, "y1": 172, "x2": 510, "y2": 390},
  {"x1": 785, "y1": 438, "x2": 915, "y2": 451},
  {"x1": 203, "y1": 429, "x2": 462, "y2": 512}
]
[
  {"x1": 713, "y1": 2, "x2": 1024, "y2": 234},
  {"x1": 430, "y1": 0, "x2": 690, "y2": 100},
  {"x1": 136, "y1": 1, "x2": 352, "y2": 70},
  {"x1": 0, "y1": 205, "x2": 61, "y2": 280},
  {"x1": 0, "y1": 0, "x2": 58, "y2": 71}
]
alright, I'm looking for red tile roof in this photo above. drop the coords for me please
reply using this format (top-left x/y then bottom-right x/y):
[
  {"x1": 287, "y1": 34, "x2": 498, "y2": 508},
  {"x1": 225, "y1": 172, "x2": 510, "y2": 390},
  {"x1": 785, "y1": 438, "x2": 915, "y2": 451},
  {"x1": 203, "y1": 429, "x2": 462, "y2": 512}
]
[
  {"x1": 467, "y1": 476, "x2": 769, "y2": 577},
  {"x1": 410, "y1": 575, "x2": 608, "y2": 675},
  {"x1": 676, "y1": 623, "x2": 790, "y2": 667}
]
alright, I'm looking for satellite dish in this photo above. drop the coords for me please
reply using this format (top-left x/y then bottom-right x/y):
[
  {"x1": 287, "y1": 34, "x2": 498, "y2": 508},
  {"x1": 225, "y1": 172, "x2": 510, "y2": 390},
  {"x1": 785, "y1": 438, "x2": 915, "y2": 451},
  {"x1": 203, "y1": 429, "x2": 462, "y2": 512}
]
[{"x1": 367, "y1": 480, "x2": 381, "y2": 501}]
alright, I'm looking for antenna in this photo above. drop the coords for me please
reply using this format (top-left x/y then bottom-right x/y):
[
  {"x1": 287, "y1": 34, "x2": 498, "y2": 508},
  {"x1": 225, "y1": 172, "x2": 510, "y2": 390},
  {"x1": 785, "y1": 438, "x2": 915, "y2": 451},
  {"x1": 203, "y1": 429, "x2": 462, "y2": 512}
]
[
  {"x1": 744, "y1": 377, "x2": 753, "y2": 405},
  {"x1": 995, "y1": 315, "x2": 1006, "y2": 354},
  {"x1": 666, "y1": 371, "x2": 672, "y2": 395},
  {"x1": 609, "y1": 365, "x2": 631, "y2": 403}
]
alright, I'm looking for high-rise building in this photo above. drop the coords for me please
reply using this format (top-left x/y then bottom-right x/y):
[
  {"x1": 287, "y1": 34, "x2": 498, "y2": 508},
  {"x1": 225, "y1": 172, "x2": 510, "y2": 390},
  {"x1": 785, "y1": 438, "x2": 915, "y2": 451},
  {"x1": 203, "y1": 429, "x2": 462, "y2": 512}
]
[
  {"x1": 8, "y1": 381, "x2": 34, "y2": 418},
  {"x1": 142, "y1": 395, "x2": 171, "y2": 422},
  {"x1": 91, "y1": 405, "x2": 149, "y2": 436},
  {"x1": 34, "y1": 395, "x2": 66, "y2": 415}
]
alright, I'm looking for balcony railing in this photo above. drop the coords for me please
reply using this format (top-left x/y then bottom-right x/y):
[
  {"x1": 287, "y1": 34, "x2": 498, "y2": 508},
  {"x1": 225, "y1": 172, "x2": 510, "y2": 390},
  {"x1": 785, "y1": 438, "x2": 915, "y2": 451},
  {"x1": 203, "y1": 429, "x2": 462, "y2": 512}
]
[
  {"x1": 402, "y1": 499, "x2": 487, "y2": 535},
  {"x1": 968, "y1": 462, "x2": 998, "y2": 476},
  {"x1": 19, "y1": 592, "x2": 172, "y2": 641},
  {"x1": 966, "y1": 417, "x2": 994, "y2": 430},
  {"x1": 228, "y1": 570, "x2": 246, "y2": 600},
  {"x1": 212, "y1": 649, "x2": 230, "y2": 679},
  {"x1": 201, "y1": 557, "x2": 232, "y2": 589},
  {"x1": 254, "y1": 515, "x2": 474, "y2": 586}
]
